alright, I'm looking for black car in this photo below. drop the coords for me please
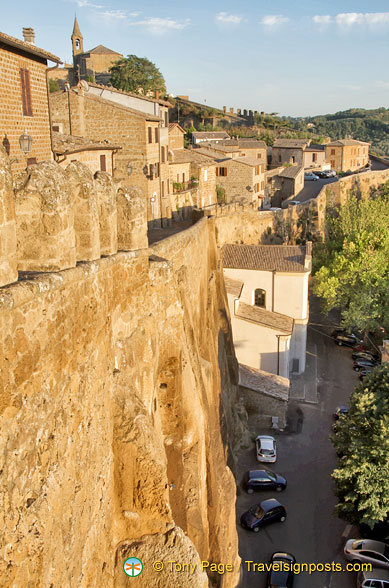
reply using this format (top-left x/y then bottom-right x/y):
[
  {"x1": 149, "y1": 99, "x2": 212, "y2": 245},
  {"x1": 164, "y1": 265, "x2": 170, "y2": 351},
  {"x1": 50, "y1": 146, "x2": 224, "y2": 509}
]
[
  {"x1": 353, "y1": 358, "x2": 378, "y2": 371},
  {"x1": 266, "y1": 552, "x2": 296, "y2": 588},
  {"x1": 332, "y1": 330, "x2": 358, "y2": 347},
  {"x1": 240, "y1": 498, "x2": 286, "y2": 532},
  {"x1": 243, "y1": 469, "x2": 287, "y2": 494},
  {"x1": 359, "y1": 367, "x2": 374, "y2": 380}
]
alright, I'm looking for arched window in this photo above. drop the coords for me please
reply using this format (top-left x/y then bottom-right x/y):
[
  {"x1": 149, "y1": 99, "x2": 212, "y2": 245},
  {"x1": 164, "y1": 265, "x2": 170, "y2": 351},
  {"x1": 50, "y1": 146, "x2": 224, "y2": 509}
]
[
  {"x1": 254, "y1": 288, "x2": 266, "y2": 308},
  {"x1": 75, "y1": 39, "x2": 80, "y2": 50}
]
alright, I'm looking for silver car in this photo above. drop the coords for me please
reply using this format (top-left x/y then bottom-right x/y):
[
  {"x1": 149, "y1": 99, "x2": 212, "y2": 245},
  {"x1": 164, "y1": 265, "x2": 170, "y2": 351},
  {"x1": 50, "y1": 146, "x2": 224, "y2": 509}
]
[
  {"x1": 357, "y1": 568, "x2": 389, "y2": 587},
  {"x1": 256, "y1": 435, "x2": 277, "y2": 463},
  {"x1": 345, "y1": 539, "x2": 389, "y2": 569}
]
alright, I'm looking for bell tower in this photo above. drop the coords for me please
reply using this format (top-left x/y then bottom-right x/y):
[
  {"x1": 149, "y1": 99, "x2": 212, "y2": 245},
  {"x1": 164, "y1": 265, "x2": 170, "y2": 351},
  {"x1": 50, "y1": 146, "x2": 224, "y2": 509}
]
[{"x1": 71, "y1": 16, "x2": 83, "y2": 58}]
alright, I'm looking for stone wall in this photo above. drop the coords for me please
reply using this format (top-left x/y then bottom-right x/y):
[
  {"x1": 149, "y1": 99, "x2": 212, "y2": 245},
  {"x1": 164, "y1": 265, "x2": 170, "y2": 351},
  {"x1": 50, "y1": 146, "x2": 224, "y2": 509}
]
[
  {"x1": 0, "y1": 46, "x2": 53, "y2": 173},
  {"x1": 57, "y1": 148, "x2": 114, "y2": 175},
  {"x1": 0, "y1": 156, "x2": 247, "y2": 588}
]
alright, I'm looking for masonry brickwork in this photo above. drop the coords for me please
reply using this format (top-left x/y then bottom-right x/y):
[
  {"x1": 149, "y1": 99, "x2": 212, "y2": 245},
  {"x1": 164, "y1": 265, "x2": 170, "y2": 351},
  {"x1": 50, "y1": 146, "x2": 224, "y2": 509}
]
[{"x1": 0, "y1": 45, "x2": 53, "y2": 173}]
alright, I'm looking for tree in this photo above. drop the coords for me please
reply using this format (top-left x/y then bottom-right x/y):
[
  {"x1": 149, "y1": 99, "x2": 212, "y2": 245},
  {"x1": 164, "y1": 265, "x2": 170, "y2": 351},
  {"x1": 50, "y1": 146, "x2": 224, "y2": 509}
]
[
  {"x1": 109, "y1": 55, "x2": 166, "y2": 96},
  {"x1": 313, "y1": 188, "x2": 389, "y2": 337},
  {"x1": 49, "y1": 78, "x2": 60, "y2": 93},
  {"x1": 331, "y1": 365, "x2": 389, "y2": 528}
]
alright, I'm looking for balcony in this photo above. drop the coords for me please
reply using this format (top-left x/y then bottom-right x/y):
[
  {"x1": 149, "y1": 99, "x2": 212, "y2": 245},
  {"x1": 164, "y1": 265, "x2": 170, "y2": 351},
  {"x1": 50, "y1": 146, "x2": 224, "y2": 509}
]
[{"x1": 172, "y1": 179, "x2": 199, "y2": 194}]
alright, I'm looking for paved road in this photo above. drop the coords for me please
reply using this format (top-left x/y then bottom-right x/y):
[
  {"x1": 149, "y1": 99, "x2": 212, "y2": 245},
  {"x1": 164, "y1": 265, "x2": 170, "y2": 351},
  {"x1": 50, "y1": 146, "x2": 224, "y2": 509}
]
[
  {"x1": 296, "y1": 177, "x2": 338, "y2": 203},
  {"x1": 235, "y1": 297, "x2": 360, "y2": 588}
]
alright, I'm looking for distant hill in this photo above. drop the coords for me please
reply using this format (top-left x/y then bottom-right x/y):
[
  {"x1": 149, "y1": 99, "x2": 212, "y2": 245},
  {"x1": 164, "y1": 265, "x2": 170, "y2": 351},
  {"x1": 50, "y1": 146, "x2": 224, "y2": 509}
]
[{"x1": 288, "y1": 108, "x2": 389, "y2": 156}]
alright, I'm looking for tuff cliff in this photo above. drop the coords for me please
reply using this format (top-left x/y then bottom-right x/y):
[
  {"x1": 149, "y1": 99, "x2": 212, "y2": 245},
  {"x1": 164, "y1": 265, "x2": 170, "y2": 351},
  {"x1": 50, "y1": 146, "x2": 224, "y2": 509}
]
[{"x1": 0, "y1": 152, "x2": 249, "y2": 587}]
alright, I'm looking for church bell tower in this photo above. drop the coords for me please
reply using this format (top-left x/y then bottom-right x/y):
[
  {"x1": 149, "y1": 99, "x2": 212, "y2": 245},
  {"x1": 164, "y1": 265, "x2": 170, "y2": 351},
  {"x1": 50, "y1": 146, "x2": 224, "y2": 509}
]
[{"x1": 71, "y1": 16, "x2": 84, "y2": 58}]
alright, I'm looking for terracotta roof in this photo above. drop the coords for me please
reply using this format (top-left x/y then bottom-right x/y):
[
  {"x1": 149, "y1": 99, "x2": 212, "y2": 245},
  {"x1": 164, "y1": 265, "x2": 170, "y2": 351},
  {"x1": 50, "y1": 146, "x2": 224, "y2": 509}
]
[
  {"x1": 305, "y1": 143, "x2": 325, "y2": 152},
  {"x1": 236, "y1": 301, "x2": 293, "y2": 333},
  {"x1": 239, "y1": 364, "x2": 289, "y2": 401},
  {"x1": 52, "y1": 132, "x2": 121, "y2": 155},
  {"x1": 208, "y1": 144, "x2": 239, "y2": 153},
  {"x1": 239, "y1": 139, "x2": 267, "y2": 149},
  {"x1": 232, "y1": 156, "x2": 263, "y2": 167},
  {"x1": 325, "y1": 139, "x2": 370, "y2": 147},
  {"x1": 273, "y1": 139, "x2": 310, "y2": 149},
  {"x1": 88, "y1": 44, "x2": 122, "y2": 55},
  {"x1": 192, "y1": 132, "x2": 231, "y2": 140},
  {"x1": 171, "y1": 149, "x2": 215, "y2": 166},
  {"x1": 224, "y1": 276, "x2": 243, "y2": 297},
  {"x1": 86, "y1": 82, "x2": 172, "y2": 107},
  {"x1": 0, "y1": 30, "x2": 61, "y2": 63},
  {"x1": 168, "y1": 123, "x2": 185, "y2": 133},
  {"x1": 222, "y1": 244, "x2": 309, "y2": 272},
  {"x1": 278, "y1": 165, "x2": 303, "y2": 179}
]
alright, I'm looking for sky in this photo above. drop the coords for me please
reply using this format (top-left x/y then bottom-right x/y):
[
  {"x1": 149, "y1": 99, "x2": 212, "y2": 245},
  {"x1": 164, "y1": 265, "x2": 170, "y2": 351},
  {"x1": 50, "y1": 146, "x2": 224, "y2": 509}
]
[{"x1": 3, "y1": 0, "x2": 389, "y2": 116}]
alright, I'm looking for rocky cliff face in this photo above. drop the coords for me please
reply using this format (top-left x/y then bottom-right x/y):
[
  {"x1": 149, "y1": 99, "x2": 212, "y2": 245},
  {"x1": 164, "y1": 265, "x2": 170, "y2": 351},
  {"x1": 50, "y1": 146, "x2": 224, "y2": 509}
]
[{"x1": 0, "y1": 198, "x2": 248, "y2": 587}]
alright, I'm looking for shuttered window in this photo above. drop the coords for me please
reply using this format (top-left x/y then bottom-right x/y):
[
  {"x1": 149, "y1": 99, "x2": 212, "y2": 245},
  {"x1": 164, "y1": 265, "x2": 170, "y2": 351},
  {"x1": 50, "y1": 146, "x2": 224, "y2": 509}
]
[
  {"x1": 20, "y1": 69, "x2": 33, "y2": 116},
  {"x1": 100, "y1": 155, "x2": 106, "y2": 171}
]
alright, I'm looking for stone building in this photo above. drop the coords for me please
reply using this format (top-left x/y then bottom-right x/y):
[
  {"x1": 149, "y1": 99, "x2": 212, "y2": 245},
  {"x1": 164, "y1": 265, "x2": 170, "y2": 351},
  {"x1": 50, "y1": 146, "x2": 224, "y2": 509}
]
[
  {"x1": 206, "y1": 156, "x2": 265, "y2": 205},
  {"x1": 325, "y1": 139, "x2": 370, "y2": 172},
  {"x1": 48, "y1": 18, "x2": 123, "y2": 87},
  {"x1": 265, "y1": 165, "x2": 304, "y2": 207},
  {"x1": 270, "y1": 139, "x2": 310, "y2": 168},
  {"x1": 303, "y1": 143, "x2": 326, "y2": 170},
  {"x1": 192, "y1": 131, "x2": 230, "y2": 144},
  {"x1": 169, "y1": 149, "x2": 217, "y2": 213},
  {"x1": 168, "y1": 123, "x2": 185, "y2": 151},
  {"x1": 52, "y1": 131, "x2": 121, "y2": 175},
  {"x1": 222, "y1": 243, "x2": 312, "y2": 378},
  {"x1": 203, "y1": 138, "x2": 268, "y2": 162},
  {"x1": 0, "y1": 28, "x2": 61, "y2": 172},
  {"x1": 50, "y1": 85, "x2": 171, "y2": 226}
]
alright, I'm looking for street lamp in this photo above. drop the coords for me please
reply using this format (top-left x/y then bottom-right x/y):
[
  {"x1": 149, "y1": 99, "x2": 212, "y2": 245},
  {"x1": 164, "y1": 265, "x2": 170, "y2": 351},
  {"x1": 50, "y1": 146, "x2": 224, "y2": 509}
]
[{"x1": 19, "y1": 130, "x2": 32, "y2": 155}]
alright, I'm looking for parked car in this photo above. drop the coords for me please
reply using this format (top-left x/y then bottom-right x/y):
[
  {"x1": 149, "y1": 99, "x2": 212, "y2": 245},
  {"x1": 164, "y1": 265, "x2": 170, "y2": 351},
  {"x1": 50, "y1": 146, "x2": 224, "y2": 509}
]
[
  {"x1": 344, "y1": 538, "x2": 389, "y2": 570},
  {"x1": 266, "y1": 552, "x2": 296, "y2": 588},
  {"x1": 332, "y1": 331, "x2": 358, "y2": 347},
  {"x1": 270, "y1": 207, "x2": 282, "y2": 211},
  {"x1": 333, "y1": 405, "x2": 349, "y2": 420},
  {"x1": 243, "y1": 469, "x2": 287, "y2": 494},
  {"x1": 256, "y1": 435, "x2": 277, "y2": 463},
  {"x1": 240, "y1": 498, "x2": 286, "y2": 532},
  {"x1": 357, "y1": 568, "x2": 389, "y2": 588},
  {"x1": 352, "y1": 350, "x2": 380, "y2": 362},
  {"x1": 325, "y1": 169, "x2": 337, "y2": 177},
  {"x1": 304, "y1": 172, "x2": 319, "y2": 181},
  {"x1": 359, "y1": 367, "x2": 374, "y2": 380},
  {"x1": 353, "y1": 358, "x2": 378, "y2": 371},
  {"x1": 288, "y1": 200, "x2": 300, "y2": 206}
]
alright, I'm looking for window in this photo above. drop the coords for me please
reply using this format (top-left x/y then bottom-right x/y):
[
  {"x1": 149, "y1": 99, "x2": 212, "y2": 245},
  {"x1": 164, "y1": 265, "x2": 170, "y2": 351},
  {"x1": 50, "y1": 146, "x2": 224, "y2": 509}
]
[
  {"x1": 254, "y1": 288, "x2": 266, "y2": 308},
  {"x1": 216, "y1": 167, "x2": 227, "y2": 176},
  {"x1": 161, "y1": 146, "x2": 165, "y2": 163},
  {"x1": 254, "y1": 183, "x2": 259, "y2": 193},
  {"x1": 278, "y1": 155, "x2": 282, "y2": 163},
  {"x1": 255, "y1": 165, "x2": 260, "y2": 175},
  {"x1": 164, "y1": 111, "x2": 168, "y2": 127},
  {"x1": 156, "y1": 163, "x2": 160, "y2": 177},
  {"x1": 100, "y1": 155, "x2": 106, "y2": 172},
  {"x1": 75, "y1": 39, "x2": 80, "y2": 50},
  {"x1": 27, "y1": 157, "x2": 37, "y2": 166},
  {"x1": 182, "y1": 173, "x2": 185, "y2": 182},
  {"x1": 261, "y1": 181, "x2": 264, "y2": 190},
  {"x1": 312, "y1": 153, "x2": 317, "y2": 162},
  {"x1": 161, "y1": 181, "x2": 165, "y2": 197},
  {"x1": 149, "y1": 164, "x2": 154, "y2": 178},
  {"x1": 331, "y1": 149, "x2": 335, "y2": 155},
  {"x1": 148, "y1": 127, "x2": 152, "y2": 143},
  {"x1": 167, "y1": 179, "x2": 170, "y2": 193},
  {"x1": 155, "y1": 127, "x2": 159, "y2": 143},
  {"x1": 20, "y1": 69, "x2": 32, "y2": 116},
  {"x1": 257, "y1": 153, "x2": 261, "y2": 159},
  {"x1": 292, "y1": 156, "x2": 295, "y2": 163},
  {"x1": 331, "y1": 160, "x2": 335, "y2": 168},
  {"x1": 52, "y1": 125, "x2": 60, "y2": 132},
  {"x1": 204, "y1": 169, "x2": 208, "y2": 182}
]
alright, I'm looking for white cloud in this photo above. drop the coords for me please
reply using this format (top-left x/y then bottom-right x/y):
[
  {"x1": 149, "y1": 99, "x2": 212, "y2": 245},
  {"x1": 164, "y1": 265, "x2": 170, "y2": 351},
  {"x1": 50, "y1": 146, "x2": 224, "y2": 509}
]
[
  {"x1": 260, "y1": 15, "x2": 289, "y2": 27},
  {"x1": 98, "y1": 9, "x2": 127, "y2": 20},
  {"x1": 313, "y1": 15, "x2": 332, "y2": 25},
  {"x1": 336, "y1": 12, "x2": 389, "y2": 27},
  {"x1": 72, "y1": 0, "x2": 104, "y2": 8},
  {"x1": 216, "y1": 12, "x2": 243, "y2": 25},
  {"x1": 128, "y1": 17, "x2": 191, "y2": 35}
]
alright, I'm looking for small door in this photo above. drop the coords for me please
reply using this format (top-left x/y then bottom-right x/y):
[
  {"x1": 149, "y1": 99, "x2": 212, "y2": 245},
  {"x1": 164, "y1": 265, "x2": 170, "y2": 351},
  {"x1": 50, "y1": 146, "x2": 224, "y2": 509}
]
[{"x1": 100, "y1": 154, "x2": 106, "y2": 172}]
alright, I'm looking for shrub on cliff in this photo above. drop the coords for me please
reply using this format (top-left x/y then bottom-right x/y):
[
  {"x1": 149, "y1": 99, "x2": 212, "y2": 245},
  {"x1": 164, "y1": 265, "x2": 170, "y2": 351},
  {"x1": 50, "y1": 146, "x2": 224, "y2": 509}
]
[{"x1": 109, "y1": 55, "x2": 166, "y2": 96}]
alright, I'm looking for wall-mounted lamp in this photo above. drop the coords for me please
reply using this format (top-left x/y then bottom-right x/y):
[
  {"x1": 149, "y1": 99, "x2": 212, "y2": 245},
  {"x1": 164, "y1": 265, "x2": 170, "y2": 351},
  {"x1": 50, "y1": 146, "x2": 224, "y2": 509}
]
[{"x1": 19, "y1": 130, "x2": 32, "y2": 154}]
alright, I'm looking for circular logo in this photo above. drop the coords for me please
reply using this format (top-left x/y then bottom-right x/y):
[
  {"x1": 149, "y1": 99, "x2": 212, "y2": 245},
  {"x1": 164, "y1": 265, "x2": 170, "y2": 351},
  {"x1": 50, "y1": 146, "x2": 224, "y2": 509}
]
[{"x1": 123, "y1": 557, "x2": 143, "y2": 577}]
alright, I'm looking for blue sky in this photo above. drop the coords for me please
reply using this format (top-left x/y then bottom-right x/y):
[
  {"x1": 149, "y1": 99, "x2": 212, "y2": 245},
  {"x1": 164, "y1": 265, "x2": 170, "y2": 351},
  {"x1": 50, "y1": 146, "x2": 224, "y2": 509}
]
[{"x1": 4, "y1": 0, "x2": 389, "y2": 116}]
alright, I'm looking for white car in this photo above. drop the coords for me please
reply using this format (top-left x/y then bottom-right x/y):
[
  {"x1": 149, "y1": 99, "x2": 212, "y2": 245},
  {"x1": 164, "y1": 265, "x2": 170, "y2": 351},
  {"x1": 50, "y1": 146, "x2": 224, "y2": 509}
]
[
  {"x1": 287, "y1": 200, "x2": 300, "y2": 207},
  {"x1": 256, "y1": 435, "x2": 277, "y2": 463},
  {"x1": 344, "y1": 539, "x2": 389, "y2": 569},
  {"x1": 357, "y1": 568, "x2": 389, "y2": 588},
  {"x1": 304, "y1": 172, "x2": 319, "y2": 181}
]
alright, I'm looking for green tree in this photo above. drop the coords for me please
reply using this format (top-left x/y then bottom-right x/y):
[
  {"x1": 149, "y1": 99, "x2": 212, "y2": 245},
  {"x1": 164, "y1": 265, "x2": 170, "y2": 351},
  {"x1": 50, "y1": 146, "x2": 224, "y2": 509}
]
[
  {"x1": 109, "y1": 55, "x2": 166, "y2": 96},
  {"x1": 332, "y1": 365, "x2": 389, "y2": 527},
  {"x1": 313, "y1": 187, "x2": 389, "y2": 336},
  {"x1": 49, "y1": 78, "x2": 60, "y2": 93}
]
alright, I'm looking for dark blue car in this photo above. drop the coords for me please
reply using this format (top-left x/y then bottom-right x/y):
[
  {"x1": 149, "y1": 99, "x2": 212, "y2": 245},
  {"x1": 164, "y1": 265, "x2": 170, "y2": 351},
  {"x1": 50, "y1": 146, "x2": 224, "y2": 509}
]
[{"x1": 240, "y1": 498, "x2": 286, "y2": 532}]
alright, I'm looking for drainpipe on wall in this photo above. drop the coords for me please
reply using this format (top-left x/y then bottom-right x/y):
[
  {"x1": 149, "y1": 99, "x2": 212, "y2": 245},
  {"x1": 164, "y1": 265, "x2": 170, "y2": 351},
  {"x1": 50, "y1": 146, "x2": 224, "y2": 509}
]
[
  {"x1": 276, "y1": 335, "x2": 280, "y2": 376},
  {"x1": 45, "y1": 61, "x2": 60, "y2": 159},
  {"x1": 272, "y1": 270, "x2": 275, "y2": 312}
]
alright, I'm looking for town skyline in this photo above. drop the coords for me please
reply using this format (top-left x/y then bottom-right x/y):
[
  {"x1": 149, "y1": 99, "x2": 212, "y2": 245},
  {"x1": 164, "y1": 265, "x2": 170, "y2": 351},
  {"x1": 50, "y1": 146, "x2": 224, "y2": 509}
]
[{"x1": 4, "y1": 0, "x2": 389, "y2": 117}]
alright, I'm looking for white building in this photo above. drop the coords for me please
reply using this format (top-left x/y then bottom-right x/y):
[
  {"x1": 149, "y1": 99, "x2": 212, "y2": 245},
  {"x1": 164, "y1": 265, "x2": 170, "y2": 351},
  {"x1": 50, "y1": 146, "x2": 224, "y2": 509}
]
[{"x1": 222, "y1": 243, "x2": 312, "y2": 379}]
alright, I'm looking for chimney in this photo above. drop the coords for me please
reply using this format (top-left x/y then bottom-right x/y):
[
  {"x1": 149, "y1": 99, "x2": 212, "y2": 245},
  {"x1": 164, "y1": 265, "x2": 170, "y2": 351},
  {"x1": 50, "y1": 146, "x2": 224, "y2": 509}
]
[
  {"x1": 305, "y1": 241, "x2": 312, "y2": 271},
  {"x1": 23, "y1": 27, "x2": 35, "y2": 44},
  {"x1": 155, "y1": 90, "x2": 159, "y2": 100}
]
